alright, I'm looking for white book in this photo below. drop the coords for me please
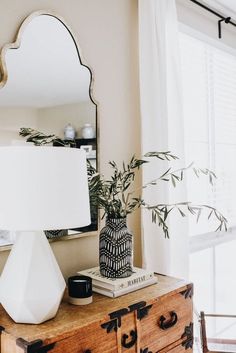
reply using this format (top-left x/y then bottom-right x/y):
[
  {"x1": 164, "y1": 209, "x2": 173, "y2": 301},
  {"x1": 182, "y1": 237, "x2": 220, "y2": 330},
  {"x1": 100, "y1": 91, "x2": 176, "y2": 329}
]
[
  {"x1": 77, "y1": 267, "x2": 155, "y2": 291},
  {"x1": 93, "y1": 277, "x2": 158, "y2": 298}
]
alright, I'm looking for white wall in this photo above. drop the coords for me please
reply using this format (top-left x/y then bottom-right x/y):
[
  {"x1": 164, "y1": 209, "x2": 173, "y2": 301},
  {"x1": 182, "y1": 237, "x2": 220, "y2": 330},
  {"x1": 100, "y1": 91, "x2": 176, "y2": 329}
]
[
  {"x1": 0, "y1": 107, "x2": 38, "y2": 143},
  {"x1": 0, "y1": 101, "x2": 95, "y2": 142},
  {"x1": 38, "y1": 101, "x2": 95, "y2": 139},
  {"x1": 0, "y1": 0, "x2": 141, "y2": 278}
]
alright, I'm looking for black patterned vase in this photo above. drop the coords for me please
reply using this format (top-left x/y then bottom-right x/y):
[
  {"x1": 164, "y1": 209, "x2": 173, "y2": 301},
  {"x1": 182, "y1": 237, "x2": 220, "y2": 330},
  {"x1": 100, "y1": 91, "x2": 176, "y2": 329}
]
[
  {"x1": 99, "y1": 217, "x2": 133, "y2": 278},
  {"x1": 44, "y1": 229, "x2": 68, "y2": 239}
]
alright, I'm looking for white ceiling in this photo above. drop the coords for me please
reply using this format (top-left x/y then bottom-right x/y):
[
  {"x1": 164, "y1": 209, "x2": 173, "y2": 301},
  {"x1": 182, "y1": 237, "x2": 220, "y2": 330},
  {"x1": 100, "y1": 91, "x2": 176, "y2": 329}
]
[
  {"x1": 203, "y1": 0, "x2": 236, "y2": 18},
  {"x1": 0, "y1": 15, "x2": 91, "y2": 108}
]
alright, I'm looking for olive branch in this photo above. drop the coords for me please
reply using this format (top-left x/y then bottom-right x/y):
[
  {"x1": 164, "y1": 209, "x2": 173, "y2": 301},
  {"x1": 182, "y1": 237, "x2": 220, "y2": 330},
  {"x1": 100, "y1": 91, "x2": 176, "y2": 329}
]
[
  {"x1": 19, "y1": 128, "x2": 227, "y2": 238},
  {"x1": 19, "y1": 127, "x2": 75, "y2": 147}
]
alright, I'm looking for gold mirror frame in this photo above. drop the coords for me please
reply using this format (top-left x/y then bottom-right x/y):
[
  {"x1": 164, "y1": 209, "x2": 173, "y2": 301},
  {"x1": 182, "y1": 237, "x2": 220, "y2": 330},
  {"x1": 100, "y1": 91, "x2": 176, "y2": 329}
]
[{"x1": 0, "y1": 10, "x2": 99, "y2": 251}]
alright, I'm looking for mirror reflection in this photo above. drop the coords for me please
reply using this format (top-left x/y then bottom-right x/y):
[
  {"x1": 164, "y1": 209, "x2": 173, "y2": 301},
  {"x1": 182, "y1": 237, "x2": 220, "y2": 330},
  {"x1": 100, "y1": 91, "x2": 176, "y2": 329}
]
[{"x1": 0, "y1": 13, "x2": 97, "y2": 246}]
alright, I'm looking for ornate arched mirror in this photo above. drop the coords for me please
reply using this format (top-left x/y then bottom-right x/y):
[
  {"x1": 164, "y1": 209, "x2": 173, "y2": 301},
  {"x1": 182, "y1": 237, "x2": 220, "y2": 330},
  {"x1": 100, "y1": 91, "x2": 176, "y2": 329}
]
[{"x1": 0, "y1": 11, "x2": 98, "y2": 247}]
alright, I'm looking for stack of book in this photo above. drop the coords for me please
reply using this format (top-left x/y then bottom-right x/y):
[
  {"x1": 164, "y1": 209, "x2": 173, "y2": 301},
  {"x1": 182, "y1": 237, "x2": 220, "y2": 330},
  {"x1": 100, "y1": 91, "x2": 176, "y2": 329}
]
[{"x1": 77, "y1": 267, "x2": 157, "y2": 298}]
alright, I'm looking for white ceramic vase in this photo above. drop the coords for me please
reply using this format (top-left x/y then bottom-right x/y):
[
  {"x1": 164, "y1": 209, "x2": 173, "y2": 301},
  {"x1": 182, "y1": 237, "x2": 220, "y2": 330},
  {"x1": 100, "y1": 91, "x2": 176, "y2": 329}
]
[
  {"x1": 64, "y1": 123, "x2": 76, "y2": 140},
  {"x1": 81, "y1": 123, "x2": 95, "y2": 139}
]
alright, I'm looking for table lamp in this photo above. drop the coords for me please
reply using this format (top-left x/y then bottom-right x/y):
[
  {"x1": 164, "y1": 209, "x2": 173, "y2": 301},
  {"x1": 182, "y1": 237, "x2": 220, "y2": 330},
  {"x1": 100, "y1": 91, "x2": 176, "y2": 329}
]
[{"x1": 0, "y1": 146, "x2": 90, "y2": 324}]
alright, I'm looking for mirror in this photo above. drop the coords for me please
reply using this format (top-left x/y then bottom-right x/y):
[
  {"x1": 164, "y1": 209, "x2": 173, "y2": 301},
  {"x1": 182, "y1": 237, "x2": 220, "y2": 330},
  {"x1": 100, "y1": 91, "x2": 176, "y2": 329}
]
[{"x1": 0, "y1": 11, "x2": 98, "y2": 247}]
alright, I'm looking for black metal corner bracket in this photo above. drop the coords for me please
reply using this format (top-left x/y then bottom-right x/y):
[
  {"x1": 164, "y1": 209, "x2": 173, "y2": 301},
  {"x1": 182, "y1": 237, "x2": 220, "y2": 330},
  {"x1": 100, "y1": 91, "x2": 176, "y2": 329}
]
[
  {"x1": 101, "y1": 301, "x2": 152, "y2": 333},
  {"x1": 137, "y1": 304, "x2": 153, "y2": 321},
  {"x1": 181, "y1": 283, "x2": 194, "y2": 299},
  {"x1": 181, "y1": 322, "x2": 194, "y2": 350},
  {"x1": 101, "y1": 319, "x2": 119, "y2": 333},
  {"x1": 189, "y1": 0, "x2": 236, "y2": 39},
  {"x1": 16, "y1": 338, "x2": 55, "y2": 353}
]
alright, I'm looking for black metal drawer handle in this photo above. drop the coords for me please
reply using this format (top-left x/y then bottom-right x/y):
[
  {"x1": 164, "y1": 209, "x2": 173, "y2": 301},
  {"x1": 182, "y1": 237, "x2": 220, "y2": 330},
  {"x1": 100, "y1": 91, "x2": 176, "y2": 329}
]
[
  {"x1": 122, "y1": 329, "x2": 137, "y2": 348},
  {"x1": 159, "y1": 311, "x2": 178, "y2": 330}
]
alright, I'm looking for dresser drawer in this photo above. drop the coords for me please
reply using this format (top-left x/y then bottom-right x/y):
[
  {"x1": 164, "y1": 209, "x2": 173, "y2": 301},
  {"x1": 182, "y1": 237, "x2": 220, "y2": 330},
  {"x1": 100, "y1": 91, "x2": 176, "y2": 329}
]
[
  {"x1": 34, "y1": 321, "x2": 118, "y2": 353},
  {"x1": 138, "y1": 289, "x2": 193, "y2": 352},
  {"x1": 0, "y1": 276, "x2": 193, "y2": 353}
]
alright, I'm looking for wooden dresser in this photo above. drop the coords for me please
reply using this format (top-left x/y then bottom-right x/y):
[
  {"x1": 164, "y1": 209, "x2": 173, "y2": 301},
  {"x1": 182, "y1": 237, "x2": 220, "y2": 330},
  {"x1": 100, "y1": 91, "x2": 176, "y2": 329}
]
[{"x1": 0, "y1": 275, "x2": 193, "y2": 353}]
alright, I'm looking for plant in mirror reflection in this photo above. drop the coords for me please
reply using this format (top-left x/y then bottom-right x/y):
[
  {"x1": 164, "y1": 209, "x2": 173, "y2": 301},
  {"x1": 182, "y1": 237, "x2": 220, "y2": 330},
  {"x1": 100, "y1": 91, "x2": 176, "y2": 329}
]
[
  {"x1": 19, "y1": 127, "x2": 227, "y2": 238},
  {"x1": 19, "y1": 127, "x2": 75, "y2": 147}
]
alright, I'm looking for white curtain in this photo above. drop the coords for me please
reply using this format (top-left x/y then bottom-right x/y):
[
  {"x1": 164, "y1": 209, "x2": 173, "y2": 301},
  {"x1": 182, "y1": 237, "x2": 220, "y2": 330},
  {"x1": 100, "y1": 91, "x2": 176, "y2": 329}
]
[{"x1": 139, "y1": 0, "x2": 189, "y2": 278}]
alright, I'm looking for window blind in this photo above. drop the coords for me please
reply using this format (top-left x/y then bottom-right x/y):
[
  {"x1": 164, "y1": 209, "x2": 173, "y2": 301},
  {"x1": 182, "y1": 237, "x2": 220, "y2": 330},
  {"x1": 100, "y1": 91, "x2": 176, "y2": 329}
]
[{"x1": 179, "y1": 32, "x2": 236, "y2": 236}]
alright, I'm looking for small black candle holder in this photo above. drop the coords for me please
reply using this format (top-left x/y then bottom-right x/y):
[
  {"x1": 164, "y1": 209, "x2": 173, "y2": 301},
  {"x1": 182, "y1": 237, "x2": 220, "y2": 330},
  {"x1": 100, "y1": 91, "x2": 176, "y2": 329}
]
[{"x1": 68, "y1": 275, "x2": 92, "y2": 305}]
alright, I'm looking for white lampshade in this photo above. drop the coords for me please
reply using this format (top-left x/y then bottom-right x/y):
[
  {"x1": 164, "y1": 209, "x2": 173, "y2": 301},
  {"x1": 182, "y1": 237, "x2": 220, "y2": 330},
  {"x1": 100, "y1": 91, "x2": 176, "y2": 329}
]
[{"x1": 0, "y1": 146, "x2": 91, "y2": 230}]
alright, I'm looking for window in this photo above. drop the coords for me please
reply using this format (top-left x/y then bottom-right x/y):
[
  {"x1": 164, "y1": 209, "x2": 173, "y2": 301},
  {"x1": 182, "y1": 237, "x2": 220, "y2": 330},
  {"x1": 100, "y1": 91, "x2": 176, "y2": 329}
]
[{"x1": 179, "y1": 28, "x2": 236, "y2": 316}]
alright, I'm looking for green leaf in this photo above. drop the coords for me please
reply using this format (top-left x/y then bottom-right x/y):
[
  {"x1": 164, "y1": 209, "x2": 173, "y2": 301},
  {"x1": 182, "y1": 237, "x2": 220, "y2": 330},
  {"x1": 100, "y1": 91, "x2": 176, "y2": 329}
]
[
  {"x1": 160, "y1": 168, "x2": 171, "y2": 179},
  {"x1": 171, "y1": 175, "x2": 176, "y2": 187},
  {"x1": 178, "y1": 208, "x2": 186, "y2": 217},
  {"x1": 196, "y1": 209, "x2": 201, "y2": 222},
  {"x1": 208, "y1": 210, "x2": 213, "y2": 219},
  {"x1": 193, "y1": 168, "x2": 199, "y2": 177},
  {"x1": 144, "y1": 151, "x2": 178, "y2": 161},
  {"x1": 172, "y1": 174, "x2": 180, "y2": 181}
]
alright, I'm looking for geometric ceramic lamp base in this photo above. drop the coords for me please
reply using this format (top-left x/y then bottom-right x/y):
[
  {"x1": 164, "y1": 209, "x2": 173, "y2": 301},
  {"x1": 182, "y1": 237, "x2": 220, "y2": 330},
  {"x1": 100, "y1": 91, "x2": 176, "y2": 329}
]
[{"x1": 0, "y1": 231, "x2": 66, "y2": 324}]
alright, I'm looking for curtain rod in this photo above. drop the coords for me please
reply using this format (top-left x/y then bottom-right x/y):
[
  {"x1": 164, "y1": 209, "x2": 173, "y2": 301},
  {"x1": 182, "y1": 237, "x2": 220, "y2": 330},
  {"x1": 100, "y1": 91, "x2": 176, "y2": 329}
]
[{"x1": 189, "y1": 0, "x2": 236, "y2": 38}]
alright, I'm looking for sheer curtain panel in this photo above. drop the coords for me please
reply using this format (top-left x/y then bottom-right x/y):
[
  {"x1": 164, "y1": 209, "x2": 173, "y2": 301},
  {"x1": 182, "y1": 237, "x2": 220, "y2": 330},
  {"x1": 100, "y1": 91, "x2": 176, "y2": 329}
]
[{"x1": 138, "y1": 0, "x2": 188, "y2": 278}]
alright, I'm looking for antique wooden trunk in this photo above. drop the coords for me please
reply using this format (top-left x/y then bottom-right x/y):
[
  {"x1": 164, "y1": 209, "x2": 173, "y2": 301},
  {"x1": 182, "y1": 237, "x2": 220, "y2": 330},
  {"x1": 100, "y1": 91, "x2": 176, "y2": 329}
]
[{"x1": 0, "y1": 275, "x2": 193, "y2": 353}]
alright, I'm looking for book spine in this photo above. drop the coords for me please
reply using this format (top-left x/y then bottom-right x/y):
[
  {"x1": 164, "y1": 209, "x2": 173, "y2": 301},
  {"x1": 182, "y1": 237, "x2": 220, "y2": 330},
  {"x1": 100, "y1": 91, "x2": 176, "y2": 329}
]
[
  {"x1": 119, "y1": 273, "x2": 154, "y2": 291},
  {"x1": 91, "y1": 279, "x2": 116, "y2": 291},
  {"x1": 112, "y1": 278, "x2": 157, "y2": 297},
  {"x1": 92, "y1": 287, "x2": 115, "y2": 298},
  {"x1": 91, "y1": 272, "x2": 155, "y2": 291},
  {"x1": 93, "y1": 277, "x2": 157, "y2": 298}
]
